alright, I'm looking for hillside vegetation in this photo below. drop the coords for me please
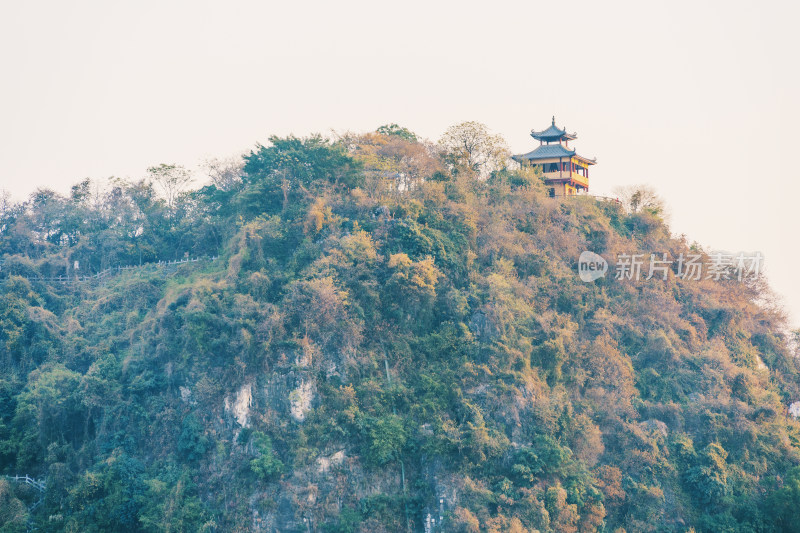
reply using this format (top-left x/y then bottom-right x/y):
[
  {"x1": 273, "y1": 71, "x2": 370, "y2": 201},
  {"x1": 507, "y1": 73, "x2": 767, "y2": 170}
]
[{"x1": 1, "y1": 124, "x2": 799, "y2": 532}]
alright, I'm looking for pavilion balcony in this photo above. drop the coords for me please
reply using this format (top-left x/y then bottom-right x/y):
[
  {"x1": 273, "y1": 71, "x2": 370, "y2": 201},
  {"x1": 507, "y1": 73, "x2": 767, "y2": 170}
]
[{"x1": 542, "y1": 171, "x2": 589, "y2": 188}]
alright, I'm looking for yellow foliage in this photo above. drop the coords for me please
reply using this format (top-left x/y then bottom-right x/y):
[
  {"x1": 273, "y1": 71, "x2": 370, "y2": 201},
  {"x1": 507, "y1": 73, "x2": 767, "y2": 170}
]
[
  {"x1": 305, "y1": 198, "x2": 332, "y2": 235},
  {"x1": 388, "y1": 252, "x2": 412, "y2": 269},
  {"x1": 451, "y1": 506, "x2": 480, "y2": 533},
  {"x1": 345, "y1": 131, "x2": 444, "y2": 196}
]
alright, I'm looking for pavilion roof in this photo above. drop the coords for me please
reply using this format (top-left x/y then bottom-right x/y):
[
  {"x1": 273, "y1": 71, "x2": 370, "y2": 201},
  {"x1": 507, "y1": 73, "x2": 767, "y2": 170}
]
[
  {"x1": 531, "y1": 117, "x2": 577, "y2": 142},
  {"x1": 515, "y1": 143, "x2": 576, "y2": 160},
  {"x1": 513, "y1": 143, "x2": 597, "y2": 165}
]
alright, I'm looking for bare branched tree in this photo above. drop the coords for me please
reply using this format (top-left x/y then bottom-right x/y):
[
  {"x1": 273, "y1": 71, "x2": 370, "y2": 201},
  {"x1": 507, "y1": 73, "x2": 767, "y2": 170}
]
[
  {"x1": 438, "y1": 121, "x2": 510, "y2": 178},
  {"x1": 203, "y1": 155, "x2": 244, "y2": 191},
  {"x1": 613, "y1": 185, "x2": 666, "y2": 216},
  {"x1": 0, "y1": 189, "x2": 12, "y2": 218},
  {"x1": 147, "y1": 163, "x2": 193, "y2": 215}
]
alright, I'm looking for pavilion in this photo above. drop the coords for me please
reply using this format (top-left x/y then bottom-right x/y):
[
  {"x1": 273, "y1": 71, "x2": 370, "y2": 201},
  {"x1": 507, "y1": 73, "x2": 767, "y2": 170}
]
[{"x1": 513, "y1": 117, "x2": 596, "y2": 196}]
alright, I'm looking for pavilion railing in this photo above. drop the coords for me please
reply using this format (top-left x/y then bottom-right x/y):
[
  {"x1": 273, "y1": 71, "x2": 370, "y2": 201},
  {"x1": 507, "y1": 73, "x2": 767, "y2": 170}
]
[{"x1": 548, "y1": 193, "x2": 621, "y2": 204}]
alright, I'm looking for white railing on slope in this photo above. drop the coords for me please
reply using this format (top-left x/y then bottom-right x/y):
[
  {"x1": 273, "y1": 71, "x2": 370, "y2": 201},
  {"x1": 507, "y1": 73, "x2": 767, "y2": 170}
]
[
  {"x1": 0, "y1": 255, "x2": 218, "y2": 284},
  {"x1": 4, "y1": 474, "x2": 46, "y2": 492}
]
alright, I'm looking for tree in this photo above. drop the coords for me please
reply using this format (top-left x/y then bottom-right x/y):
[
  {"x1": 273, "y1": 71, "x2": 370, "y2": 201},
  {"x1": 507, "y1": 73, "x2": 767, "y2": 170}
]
[
  {"x1": 249, "y1": 432, "x2": 284, "y2": 481},
  {"x1": 363, "y1": 414, "x2": 407, "y2": 465},
  {"x1": 450, "y1": 507, "x2": 480, "y2": 532},
  {"x1": 147, "y1": 164, "x2": 193, "y2": 218},
  {"x1": 177, "y1": 413, "x2": 209, "y2": 462},
  {"x1": 438, "y1": 121, "x2": 509, "y2": 178},
  {"x1": 376, "y1": 123, "x2": 418, "y2": 142},
  {"x1": 544, "y1": 485, "x2": 579, "y2": 533},
  {"x1": 202, "y1": 155, "x2": 244, "y2": 192},
  {"x1": 284, "y1": 276, "x2": 361, "y2": 350},
  {"x1": 385, "y1": 253, "x2": 441, "y2": 325},
  {"x1": 613, "y1": 185, "x2": 665, "y2": 216},
  {"x1": 240, "y1": 135, "x2": 363, "y2": 214},
  {"x1": 767, "y1": 466, "x2": 800, "y2": 532},
  {"x1": 137, "y1": 470, "x2": 213, "y2": 532},
  {"x1": 244, "y1": 135, "x2": 362, "y2": 190},
  {"x1": 15, "y1": 364, "x2": 86, "y2": 450},
  {"x1": 0, "y1": 190, "x2": 13, "y2": 221},
  {"x1": 0, "y1": 479, "x2": 28, "y2": 532},
  {"x1": 28, "y1": 188, "x2": 70, "y2": 246},
  {"x1": 346, "y1": 131, "x2": 444, "y2": 193},
  {"x1": 686, "y1": 442, "x2": 729, "y2": 506}
]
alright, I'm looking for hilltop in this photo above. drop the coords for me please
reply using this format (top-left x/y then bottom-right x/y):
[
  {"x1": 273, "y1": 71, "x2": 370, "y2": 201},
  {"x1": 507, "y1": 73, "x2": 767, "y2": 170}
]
[{"x1": 0, "y1": 124, "x2": 799, "y2": 532}]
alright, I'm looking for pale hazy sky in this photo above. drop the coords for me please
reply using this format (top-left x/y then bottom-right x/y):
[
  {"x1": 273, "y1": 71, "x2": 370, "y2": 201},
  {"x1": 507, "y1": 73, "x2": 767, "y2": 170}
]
[{"x1": 1, "y1": 0, "x2": 798, "y2": 327}]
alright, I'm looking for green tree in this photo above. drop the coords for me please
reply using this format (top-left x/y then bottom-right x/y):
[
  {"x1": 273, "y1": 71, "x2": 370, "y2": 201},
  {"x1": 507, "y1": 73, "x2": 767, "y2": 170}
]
[
  {"x1": 138, "y1": 471, "x2": 213, "y2": 533},
  {"x1": 376, "y1": 123, "x2": 418, "y2": 142},
  {"x1": 177, "y1": 413, "x2": 209, "y2": 462},
  {"x1": 685, "y1": 442, "x2": 729, "y2": 506},
  {"x1": 0, "y1": 479, "x2": 28, "y2": 533},
  {"x1": 241, "y1": 135, "x2": 363, "y2": 214},
  {"x1": 768, "y1": 467, "x2": 800, "y2": 532},
  {"x1": 362, "y1": 414, "x2": 407, "y2": 465},
  {"x1": 249, "y1": 431, "x2": 283, "y2": 481},
  {"x1": 14, "y1": 364, "x2": 86, "y2": 453}
]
